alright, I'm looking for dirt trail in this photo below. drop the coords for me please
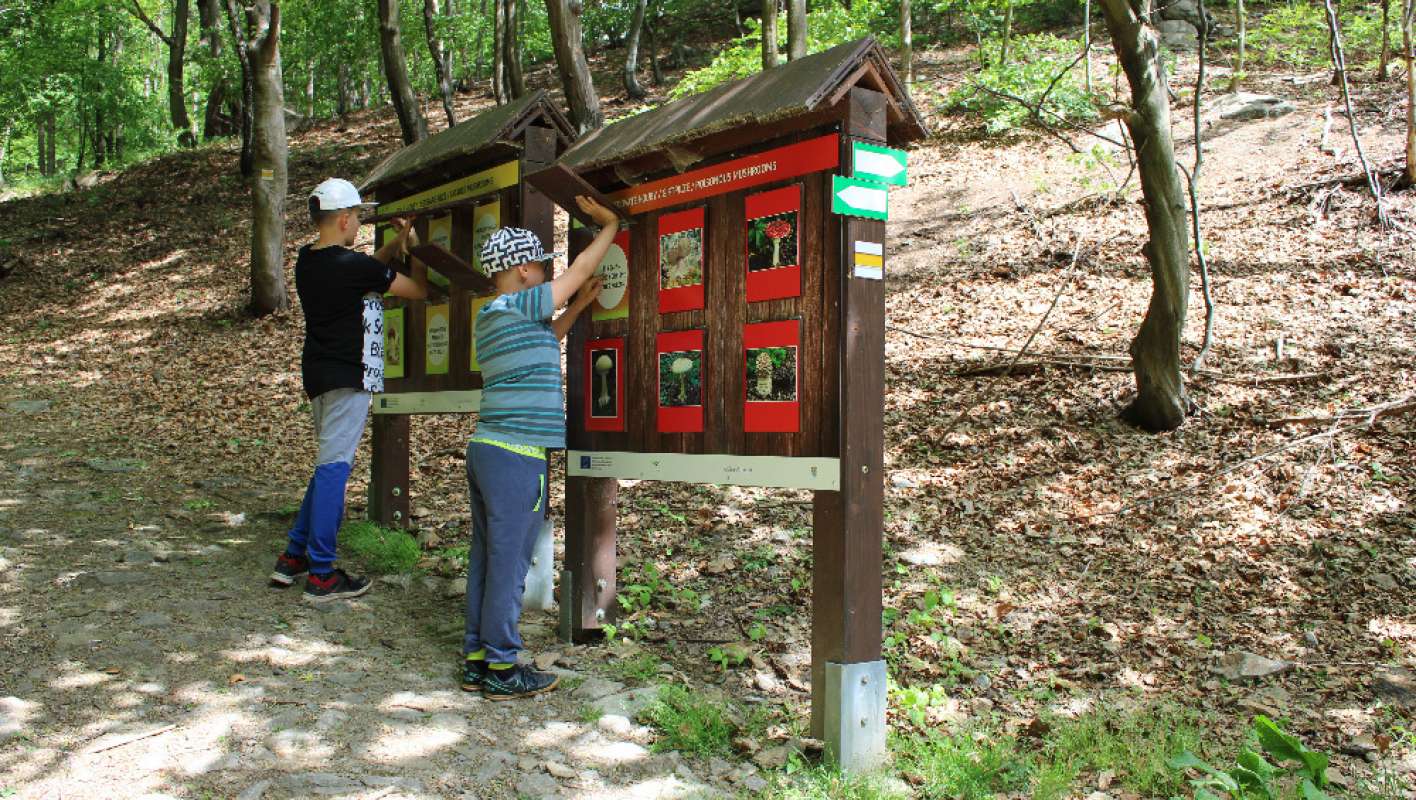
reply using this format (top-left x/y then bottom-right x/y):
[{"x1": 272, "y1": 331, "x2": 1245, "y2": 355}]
[{"x1": 0, "y1": 402, "x2": 750, "y2": 800}]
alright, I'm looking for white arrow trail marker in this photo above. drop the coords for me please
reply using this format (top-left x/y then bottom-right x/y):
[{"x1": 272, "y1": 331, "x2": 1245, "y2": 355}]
[
  {"x1": 851, "y1": 142, "x2": 908, "y2": 186},
  {"x1": 832, "y1": 176, "x2": 889, "y2": 220}
]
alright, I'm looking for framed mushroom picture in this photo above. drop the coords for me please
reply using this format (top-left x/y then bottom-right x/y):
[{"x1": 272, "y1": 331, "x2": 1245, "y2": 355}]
[
  {"x1": 745, "y1": 184, "x2": 802, "y2": 302},
  {"x1": 585, "y1": 337, "x2": 626, "y2": 432},
  {"x1": 657, "y1": 207, "x2": 705, "y2": 313},
  {"x1": 743, "y1": 320, "x2": 800, "y2": 432},
  {"x1": 656, "y1": 329, "x2": 705, "y2": 433}
]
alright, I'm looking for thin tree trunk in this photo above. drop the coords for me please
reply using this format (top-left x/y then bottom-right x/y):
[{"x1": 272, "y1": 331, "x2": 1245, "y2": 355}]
[
  {"x1": 379, "y1": 0, "x2": 429, "y2": 145},
  {"x1": 225, "y1": 0, "x2": 256, "y2": 176},
  {"x1": 901, "y1": 0, "x2": 913, "y2": 85},
  {"x1": 1405, "y1": 0, "x2": 1415, "y2": 185},
  {"x1": 624, "y1": 0, "x2": 648, "y2": 99},
  {"x1": 1188, "y1": 0, "x2": 1215, "y2": 370},
  {"x1": 1099, "y1": 0, "x2": 1191, "y2": 432},
  {"x1": 1234, "y1": 0, "x2": 1245, "y2": 91},
  {"x1": 424, "y1": 0, "x2": 457, "y2": 126},
  {"x1": 493, "y1": 0, "x2": 506, "y2": 103},
  {"x1": 1084, "y1": 0, "x2": 1093, "y2": 93},
  {"x1": 762, "y1": 0, "x2": 779, "y2": 69},
  {"x1": 128, "y1": 0, "x2": 196, "y2": 146},
  {"x1": 473, "y1": 0, "x2": 486, "y2": 83},
  {"x1": 75, "y1": 108, "x2": 87, "y2": 174},
  {"x1": 646, "y1": 6, "x2": 663, "y2": 85},
  {"x1": 306, "y1": 59, "x2": 315, "y2": 118},
  {"x1": 1324, "y1": 0, "x2": 1390, "y2": 228},
  {"x1": 199, "y1": 0, "x2": 232, "y2": 139},
  {"x1": 545, "y1": 0, "x2": 604, "y2": 132},
  {"x1": 0, "y1": 122, "x2": 10, "y2": 185},
  {"x1": 1001, "y1": 0, "x2": 1014, "y2": 65},
  {"x1": 786, "y1": 0, "x2": 806, "y2": 60},
  {"x1": 1380, "y1": 0, "x2": 1392, "y2": 80},
  {"x1": 244, "y1": 0, "x2": 290, "y2": 316},
  {"x1": 504, "y1": 0, "x2": 526, "y2": 98},
  {"x1": 35, "y1": 115, "x2": 46, "y2": 177},
  {"x1": 337, "y1": 62, "x2": 349, "y2": 116}
]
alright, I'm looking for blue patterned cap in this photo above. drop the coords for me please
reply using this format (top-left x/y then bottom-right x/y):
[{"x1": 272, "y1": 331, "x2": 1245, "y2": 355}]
[{"x1": 479, "y1": 227, "x2": 562, "y2": 273}]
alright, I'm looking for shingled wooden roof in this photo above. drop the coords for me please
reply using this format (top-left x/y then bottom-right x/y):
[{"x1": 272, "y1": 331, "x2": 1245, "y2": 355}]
[
  {"x1": 559, "y1": 37, "x2": 927, "y2": 176},
  {"x1": 360, "y1": 91, "x2": 575, "y2": 193}
]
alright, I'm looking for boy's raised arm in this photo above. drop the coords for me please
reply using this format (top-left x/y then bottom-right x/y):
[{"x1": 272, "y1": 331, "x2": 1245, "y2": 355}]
[{"x1": 550, "y1": 197, "x2": 620, "y2": 310}]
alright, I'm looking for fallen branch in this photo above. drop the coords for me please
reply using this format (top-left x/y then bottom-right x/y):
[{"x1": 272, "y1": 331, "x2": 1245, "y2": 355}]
[
  {"x1": 1256, "y1": 396, "x2": 1416, "y2": 427},
  {"x1": 85, "y1": 724, "x2": 177, "y2": 754}
]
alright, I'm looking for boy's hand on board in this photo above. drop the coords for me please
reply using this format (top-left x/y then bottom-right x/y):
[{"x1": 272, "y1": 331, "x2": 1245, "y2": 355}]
[
  {"x1": 575, "y1": 196, "x2": 620, "y2": 228},
  {"x1": 574, "y1": 276, "x2": 604, "y2": 308}
]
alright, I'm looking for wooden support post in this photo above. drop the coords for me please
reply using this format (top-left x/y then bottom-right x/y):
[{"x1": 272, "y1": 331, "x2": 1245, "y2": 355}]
[
  {"x1": 811, "y1": 86, "x2": 887, "y2": 770},
  {"x1": 521, "y1": 125, "x2": 558, "y2": 282},
  {"x1": 370, "y1": 413, "x2": 411, "y2": 528}
]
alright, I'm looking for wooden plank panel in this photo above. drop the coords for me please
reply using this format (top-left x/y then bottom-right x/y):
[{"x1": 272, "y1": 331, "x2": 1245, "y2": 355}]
[{"x1": 704, "y1": 192, "x2": 745, "y2": 455}]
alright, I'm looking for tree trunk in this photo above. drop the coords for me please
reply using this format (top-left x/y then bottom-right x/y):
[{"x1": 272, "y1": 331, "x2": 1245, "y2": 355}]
[
  {"x1": 1084, "y1": 0, "x2": 1093, "y2": 92},
  {"x1": 1380, "y1": 0, "x2": 1392, "y2": 80},
  {"x1": 306, "y1": 59, "x2": 315, "y2": 118},
  {"x1": 1098, "y1": 0, "x2": 1191, "y2": 432},
  {"x1": 646, "y1": 5, "x2": 663, "y2": 85},
  {"x1": 473, "y1": 0, "x2": 486, "y2": 83},
  {"x1": 244, "y1": 0, "x2": 290, "y2": 317},
  {"x1": 170, "y1": 0, "x2": 195, "y2": 146},
  {"x1": 786, "y1": 0, "x2": 806, "y2": 60},
  {"x1": 493, "y1": 0, "x2": 506, "y2": 102},
  {"x1": 761, "y1": 0, "x2": 779, "y2": 69},
  {"x1": 624, "y1": 0, "x2": 648, "y2": 99},
  {"x1": 901, "y1": 0, "x2": 912, "y2": 85},
  {"x1": 1405, "y1": 0, "x2": 1415, "y2": 184},
  {"x1": 0, "y1": 122, "x2": 10, "y2": 185},
  {"x1": 35, "y1": 115, "x2": 47, "y2": 177},
  {"x1": 225, "y1": 0, "x2": 256, "y2": 176},
  {"x1": 545, "y1": 0, "x2": 604, "y2": 132},
  {"x1": 504, "y1": 0, "x2": 526, "y2": 98},
  {"x1": 1234, "y1": 0, "x2": 1245, "y2": 91},
  {"x1": 199, "y1": 0, "x2": 233, "y2": 139},
  {"x1": 424, "y1": 0, "x2": 458, "y2": 126},
  {"x1": 1001, "y1": 0, "x2": 1014, "y2": 65},
  {"x1": 337, "y1": 62, "x2": 349, "y2": 116},
  {"x1": 379, "y1": 0, "x2": 429, "y2": 145}
]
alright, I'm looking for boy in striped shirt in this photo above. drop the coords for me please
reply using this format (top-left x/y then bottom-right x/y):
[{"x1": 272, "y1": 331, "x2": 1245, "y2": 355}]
[{"x1": 461, "y1": 197, "x2": 620, "y2": 699}]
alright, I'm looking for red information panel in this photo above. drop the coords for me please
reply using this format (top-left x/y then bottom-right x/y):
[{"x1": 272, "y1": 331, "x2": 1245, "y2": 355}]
[
  {"x1": 657, "y1": 207, "x2": 706, "y2": 314},
  {"x1": 743, "y1": 320, "x2": 801, "y2": 433},
  {"x1": 585, "y1": 337, "x2": 626, "y2": 432},
  {"x1": 745, "y1": 185, "x2": 802, "y2": 303},
  {"x1": 656, "y1": 329, "x2": 705, "y2": 433},
  {"x1": 613, "y1": 134, "x2": 839, "y2": 215}
]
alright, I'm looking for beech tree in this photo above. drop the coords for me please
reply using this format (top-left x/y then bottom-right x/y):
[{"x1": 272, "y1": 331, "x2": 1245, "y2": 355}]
[
  {"x1": 233, "y1": 0, "x2": 290, "y2": 316},
  {"x1": 423, "y1": 0, "x2": 456, "y2": 126},
  {"x1": 786, "y1": 0, "x2": 805, "y2": 60},
  {"x1": 761, "y1": 0, "x2": 779, "y2": 69},
  {"x1": 503, "y1": 0, "x2": 526, "y2": 99},
  {"x1": 1406, "y1": 0, "x2": 1415, "y2": 184},
  {"x1": 624, "y1": 0, "x2": 648, "y2": 99},
  {"x1": 378, "y1": 0, "x2": 428, "y2": 145},
  {"x1": 1098, "y1": 0, "x2": 1191, "y2": 431},
  {"x1": 224, "y1": 0, "x2": 256, "y2": 176},
  {"x1": 126, "y1": 0, "x2": 196, "y2": 147},
  {"x1": 545, "y1": 0, "x2": 602, "y2": 132}
]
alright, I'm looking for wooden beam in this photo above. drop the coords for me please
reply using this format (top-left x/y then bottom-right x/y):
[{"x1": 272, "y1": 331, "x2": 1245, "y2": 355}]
[
  {"x1": 811, "y1": 86, "x2": 887, "y2": 739},
  {"x1": 369, "y1": 414, "x2": 411, "y2": 528}
]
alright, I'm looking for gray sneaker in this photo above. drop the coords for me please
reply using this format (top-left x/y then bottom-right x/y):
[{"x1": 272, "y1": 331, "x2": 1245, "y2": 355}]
[{"x1": 483, "y1": 664, "x2": 559, "y2": 700}]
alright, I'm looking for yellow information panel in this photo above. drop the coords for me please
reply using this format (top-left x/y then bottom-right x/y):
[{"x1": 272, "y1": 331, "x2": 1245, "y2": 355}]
[
  {"x1": 473, "y1": 200, "x2": 501, "y2": 273},
  {"x1": 469, "y1": 296, "x2": 493, "y2": 372},
  {"x1": 426, "y1": 303, "x2": 450, "y2": 375},
  {"x1": 426, "y1": 216, "x2": 452, "y2": 290},
  {"x1": 377, "y1": 161, "x2": 519, "y2": 216},
  {"x1": 383, "y1": 308, "x2": 405, "y2": 379}
]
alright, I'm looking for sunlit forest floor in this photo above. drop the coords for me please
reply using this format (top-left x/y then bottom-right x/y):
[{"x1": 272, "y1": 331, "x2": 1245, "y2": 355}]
[{"x1": 1, "y1": 38, "x2": 1413, "y2": 800}]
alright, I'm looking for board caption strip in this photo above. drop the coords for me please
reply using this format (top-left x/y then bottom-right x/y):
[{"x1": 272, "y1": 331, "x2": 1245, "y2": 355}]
[{"x1": 568, "y1": 451, "x2": 841, "y2": 491}]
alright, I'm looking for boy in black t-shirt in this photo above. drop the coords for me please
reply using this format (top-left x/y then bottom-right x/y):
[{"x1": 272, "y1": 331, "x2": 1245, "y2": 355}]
[{"x1": 270, "y1": 177, "x2": 427, "y2": 602}]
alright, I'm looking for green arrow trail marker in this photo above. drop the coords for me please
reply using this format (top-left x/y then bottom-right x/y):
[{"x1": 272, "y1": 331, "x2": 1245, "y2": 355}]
[
  {"x1": 851, "y1": 142, "x2": 908, "y2": 186},
  {"x1": 832, "y1": 175, "x2": 889, "y2": 220}
]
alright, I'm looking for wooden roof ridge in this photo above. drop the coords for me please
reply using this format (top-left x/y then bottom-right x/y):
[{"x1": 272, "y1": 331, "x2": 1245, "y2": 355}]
[
  {"x1": 361, "y1": 91, "x2": 576, "y2": 192},
  {"x1": 558, "y1": 37, "x2": 927, "y2": 175}
]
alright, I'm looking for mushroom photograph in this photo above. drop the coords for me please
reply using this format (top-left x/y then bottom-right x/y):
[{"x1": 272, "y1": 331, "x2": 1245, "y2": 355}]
[
  {"x1": 659, "y1": 228, "x2": 703, "y2": 289},
  {"x1": 591, "y1": 349, "x2": 618, "y2": 417},
  {"x1": 658, "y1": 350, "x2": 702, "y2": 407},
  {"x1": 747, "y1": 209, "x2": 798, "y2": 272},
  {"x1": 745, "y1": 346, "x2": 797, "y2": 402}
]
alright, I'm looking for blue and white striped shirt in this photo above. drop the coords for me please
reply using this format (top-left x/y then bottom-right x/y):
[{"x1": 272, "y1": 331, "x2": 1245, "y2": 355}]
[{"x1": 472, "y1": 284, "x2": 565, "y2": 448}]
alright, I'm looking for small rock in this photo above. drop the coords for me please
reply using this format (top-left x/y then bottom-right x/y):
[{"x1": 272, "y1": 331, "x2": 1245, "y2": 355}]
[
  {"x1": 1340, "y1": 736, "x2": 1379, "y2": 760},
  {"x1": 1303, "y1": 630, "x2": 1319, "y2": 648},
  {"x1": 1210, "y1": 92, "x2": 1295, "y2": 121},
  {"x1": 890, "y1": 475, "x2": 918, "y2": 489},
  {"x1": 1212, "y1": 651, "x2": 1293, "y2": 682},
  {"x1": 516, "y1": 770, "x2": 561, "y2": 798},
  {"x1": 534, "y1": 652, "x2": 561, "y2": 670},
  {"x1": 598, "y1": 714, "x2": 633, "y2": 737},
  {"x1": 1098, "y1": 769, "x2": 1116, "y2": 790},
  {"x1": 86, "y1": 457, "x2": 145, "y2": 473},
  {"x1": 742, "y1": 774, "x2": 769, "y2": 792},
  {"x1": 121, "y1": 549, "x2": 155, "y2": 565},
  {"x1": 518, "y1": 755, "x2": 540, "y2": 771},
  {"x1": 754, "y1": 672, "x2": 780, "y2": 692},
  {"x1": 316, "y1": 709, "x2": 349, "y2": 731},
  {"x1": 1374, "y1": 666, "x2": 1416, "y2": 709},
  {"x1": 593, "y1": 688, "x2": 660, "y2": 719},
  {"x1": 572, "y1": 677, "x2": 625, "y2": 701},
  {"x1": 1371, "y1": 573, "x2": 1399, "y2": 591},
  {"x1": 545, "y1": 761, "x2": 577, "y2": 779},
  {"x1": 973, "y1": 673, "x2": 992, "y2": 691},
  {"x1": 95, "y1": 571, "x2": 146, "y2": 586},
  {"x1": 236, "y1": 779, "x2": 271, "y2": 800},
  {"x1": 753, "y1": 745, "x2": 790, "y2": 769},
  {"x1": 445, "y1": 578, "x2": 467, "y2": 598},
  {"x1": 6, "y1": 400, "x2": 51, "y2": 414},
  {"x1": 380, "y1": 574, "x2": 413, "y2": 590},
  {"x1": 135, "y1": 612, "x2": 172, "y2": 628}
]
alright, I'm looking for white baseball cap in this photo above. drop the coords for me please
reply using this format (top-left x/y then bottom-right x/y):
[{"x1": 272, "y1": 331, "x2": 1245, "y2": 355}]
[{"x1": 310, "y1": 177, "x2": 376, "y2": 212}]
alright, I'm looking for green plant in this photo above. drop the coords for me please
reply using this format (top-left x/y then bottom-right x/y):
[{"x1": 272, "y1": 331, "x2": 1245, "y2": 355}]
[
  {"x1": 641, "y1": 685, "x2": 738, "y2": 757},
  {"x1": 341, "y1": 520, "x2": 421, "y2": 574},
  {"x1": 1171, "y1": 716, "x2": 1331, "y2": 800},
  {"x1": 946, "y1": 33, "x2": 1100, "y2": 134},
  {"x1": 606, "y1": 652, "x2": 661, "y2": 683},
  {"x1": 577, "y1": 703, "x2": 603, "y2": 724},
  {"x1": 184, "y1": 498, "x2": 213, "y2": 511},
  {"x1": 707, "y1": 644, "x2": 748, "y2": 671}
]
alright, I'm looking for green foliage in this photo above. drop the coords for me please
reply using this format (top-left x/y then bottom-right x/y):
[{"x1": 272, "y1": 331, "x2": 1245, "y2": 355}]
[
  {"x1": 947, "y1": 33, "x2": 1099, "y2": 134},
  {"x1": 1170, "y1": 716, "x2": 1332, "y2": 800},
  {"x1": 641, "y1": 685, "x2": 739, "y2": 757},
  {"x1": 341, "y1": 520, "x2": 421, "y2": 573},
  {"x1": 1247, "y1": 1, "x2": 1399, "y2": 70}
]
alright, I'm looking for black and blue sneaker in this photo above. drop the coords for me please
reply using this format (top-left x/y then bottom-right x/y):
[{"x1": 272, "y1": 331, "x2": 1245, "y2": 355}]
[
  {"x1": 460, "y1": 659, "x2": 488, "y2": 692},
  {"x1": 302, "y1": 568, "x2": 371, "y2": 603},
  {"x1": 270, "y1": 553, "x2": 309, "y2": 587},
  {"x1": 483, "y1": 664, "x2": 559, "y2": 700}
]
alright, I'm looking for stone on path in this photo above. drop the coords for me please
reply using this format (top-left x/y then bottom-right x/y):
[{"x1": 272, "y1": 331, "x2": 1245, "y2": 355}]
[
  {"x1": 1374, "y1": 666, "x2": 1416, "y2": 709},
  {"x1": 0, "y1": 696, "x2": 35, "y2": 743},
  {"x1": 86, "y1": 457, "x2": 145, "y2": 473},
  {"x1": 516, "y1": 770, "x2": 562, "y2": 799},
  {"x1": 1211, "y1": 651, "x2": 1294, "y2": 682},
  {"x1": 572, "y1": 677, "x2": 625, "y2": 701},
  {"x1": 136, "y1": 612, "x2": 172, "y2": 628},
  {"x1": 593, "y1": 688, "x2": 661, "y2": 719},
  {"x1": 6, "y1": 400, "x2": 51, "y2": 414},
  {"x1": 236, "y1": 780, "x2": 271, "y2": 800},
  {"x1": 1157, "y1": 19, "x2": 1197, "y2": 49},
  {"x1": 1210, "y1": 92, "x2": 1295, "y2": 122}
]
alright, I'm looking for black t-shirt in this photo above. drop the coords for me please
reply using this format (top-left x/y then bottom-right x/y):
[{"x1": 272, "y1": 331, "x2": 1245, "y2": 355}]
[{"x1": 294, "y1": 244, "x2": 397, "y2": 400}]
